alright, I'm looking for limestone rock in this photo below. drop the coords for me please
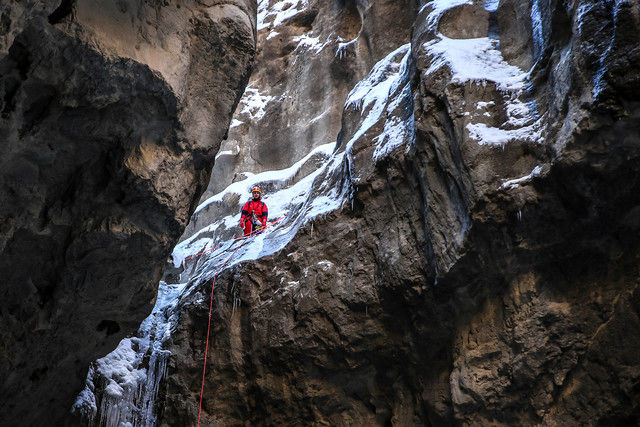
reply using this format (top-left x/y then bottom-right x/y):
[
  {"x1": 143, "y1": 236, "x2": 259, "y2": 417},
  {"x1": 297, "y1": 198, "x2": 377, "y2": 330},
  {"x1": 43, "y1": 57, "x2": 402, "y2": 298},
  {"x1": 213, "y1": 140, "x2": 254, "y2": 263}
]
[
  {"x1": 0, "y1": 0, "x2": 255, "y2": 424},
  {"x1": 160, "y1": 0, "x2": 640, "y2": 425}
]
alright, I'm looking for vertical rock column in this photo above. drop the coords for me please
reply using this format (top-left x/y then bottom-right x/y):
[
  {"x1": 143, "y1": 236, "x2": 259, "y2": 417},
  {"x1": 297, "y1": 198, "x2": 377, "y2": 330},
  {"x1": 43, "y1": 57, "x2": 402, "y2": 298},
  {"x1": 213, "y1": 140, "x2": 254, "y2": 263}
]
[{"x1": 0, "y1": 0, "x2": 256, "y2": 424}]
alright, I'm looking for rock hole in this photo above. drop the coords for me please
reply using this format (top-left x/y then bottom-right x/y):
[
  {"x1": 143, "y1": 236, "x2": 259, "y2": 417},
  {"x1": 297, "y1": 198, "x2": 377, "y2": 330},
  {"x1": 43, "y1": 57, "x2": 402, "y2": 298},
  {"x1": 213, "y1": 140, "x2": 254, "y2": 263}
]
[
  {"x1": 20, "y1": 85, "x2": 56, "y2": 137},
  {"x1": 29, "y1": 366, "x2": 48, "y2": 382},
  {"x1": 48, "y1": 0, "x2": 75, "y2": 25},
  {"x1": 0, "y1": 12, "x2": 10, "y2": 35},
  {"x1": 550, "y1": 5, "x2": 571, "y2": 48},
  {"x1": 2, "y1": 40, "x2": 31, "y2": 118},
  {"x1": 284, "y1": 9, "x2": 318, "y2": 29},
  {"x1": 96, "y1": 320, "x2": 121, "y2": 336},
  {"x1": 10, "y1": 40, "x2": 31, "y2": 80}
]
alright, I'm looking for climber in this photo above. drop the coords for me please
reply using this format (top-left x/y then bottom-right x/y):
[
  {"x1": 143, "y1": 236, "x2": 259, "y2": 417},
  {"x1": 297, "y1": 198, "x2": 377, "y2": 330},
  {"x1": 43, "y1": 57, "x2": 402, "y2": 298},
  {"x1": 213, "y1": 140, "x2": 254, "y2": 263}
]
[{"x1": 240, "y1": 186, "x2": 268, "y2": 236}]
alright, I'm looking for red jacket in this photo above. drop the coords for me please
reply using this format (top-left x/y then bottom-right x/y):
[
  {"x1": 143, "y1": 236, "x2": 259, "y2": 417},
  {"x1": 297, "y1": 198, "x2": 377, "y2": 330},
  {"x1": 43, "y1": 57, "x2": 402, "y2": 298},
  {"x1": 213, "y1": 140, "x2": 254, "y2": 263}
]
[{"x1": 240, "y1": 199, "x2": 268, "y2": 227}]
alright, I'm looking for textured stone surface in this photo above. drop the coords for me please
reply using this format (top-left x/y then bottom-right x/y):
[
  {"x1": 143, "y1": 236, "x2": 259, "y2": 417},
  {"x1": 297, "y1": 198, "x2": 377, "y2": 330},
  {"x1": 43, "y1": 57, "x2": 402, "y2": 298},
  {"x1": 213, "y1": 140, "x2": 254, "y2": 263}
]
[
  {"x1": 181, "y1": 0, "x2": 417, "y2": 242},
  {"x1": 0, "y1": 0, "x2": 255, "y2": 424},
  {"x1": 159, "y1": 0, "x2": 640, "y2": 425}
]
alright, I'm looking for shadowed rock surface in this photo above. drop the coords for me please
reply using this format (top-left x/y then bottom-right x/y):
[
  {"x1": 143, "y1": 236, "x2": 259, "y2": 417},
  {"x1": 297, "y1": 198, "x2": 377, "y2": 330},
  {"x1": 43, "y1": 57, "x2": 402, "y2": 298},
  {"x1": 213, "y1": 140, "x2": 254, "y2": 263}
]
[
  {"x1": 0, "y1": 0, "x2": 256, "y2": 424},
  {"x1": 159, "y1": 0, "x2": 640, "y2": 425}
]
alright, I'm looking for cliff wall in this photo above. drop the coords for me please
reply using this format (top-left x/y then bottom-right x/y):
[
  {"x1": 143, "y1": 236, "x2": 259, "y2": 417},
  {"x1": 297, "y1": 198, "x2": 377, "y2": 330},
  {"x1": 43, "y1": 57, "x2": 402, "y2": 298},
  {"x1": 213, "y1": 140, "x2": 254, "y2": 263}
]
[
  {"x1": 0, "y1": 0, "x2": 256, "y2": 423},
  {"x1": 162, "y1": 0, "x2": 640, "y2": 425}
]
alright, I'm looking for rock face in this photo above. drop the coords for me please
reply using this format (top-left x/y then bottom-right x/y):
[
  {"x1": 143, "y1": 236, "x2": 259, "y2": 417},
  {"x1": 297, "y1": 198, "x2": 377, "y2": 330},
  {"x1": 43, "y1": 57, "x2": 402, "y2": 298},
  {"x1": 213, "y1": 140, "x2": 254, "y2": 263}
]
[
  {"x1": 158, "y1": 0, "x2": 640, "y2": 425},
  {"x1": 0, "y1": 0, "x2": 255, "y2": 424},
  {"x1": 181, "y1": 0, "x2": 417, "y2": 241}
]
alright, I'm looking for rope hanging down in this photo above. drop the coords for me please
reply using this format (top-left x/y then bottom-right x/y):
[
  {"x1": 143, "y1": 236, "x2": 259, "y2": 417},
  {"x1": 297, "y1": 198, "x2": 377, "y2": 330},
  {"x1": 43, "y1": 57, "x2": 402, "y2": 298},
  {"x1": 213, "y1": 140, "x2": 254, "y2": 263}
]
[
  {"x1": 196, "y1": 241, "x2": 246, "y2": 427},
  {"x1": 195, "y1": 217, "x2": 283, "y2": 426}
]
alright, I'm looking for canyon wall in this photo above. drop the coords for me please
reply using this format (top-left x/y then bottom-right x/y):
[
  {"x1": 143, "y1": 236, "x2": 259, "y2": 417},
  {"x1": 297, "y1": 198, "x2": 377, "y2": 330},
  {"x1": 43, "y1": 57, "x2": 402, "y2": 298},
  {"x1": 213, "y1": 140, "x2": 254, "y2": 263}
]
[
  {"x1": 162, "y1": 0, "x2": 640, "y2": 425},
  {"x1": 0, "y1": 0, "x2": 255, "y2": 424}
]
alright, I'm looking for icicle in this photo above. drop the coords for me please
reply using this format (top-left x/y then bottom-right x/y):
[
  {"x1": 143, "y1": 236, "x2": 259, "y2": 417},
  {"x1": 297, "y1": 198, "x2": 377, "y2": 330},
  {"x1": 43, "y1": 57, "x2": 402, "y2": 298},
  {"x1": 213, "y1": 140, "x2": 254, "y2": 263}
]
[
  {"x1": 310, "y1": 222, "x2": 314, "y2": 238},
  {"x1": 76, "y1": 284, "x2": 184, "y2": 427}
]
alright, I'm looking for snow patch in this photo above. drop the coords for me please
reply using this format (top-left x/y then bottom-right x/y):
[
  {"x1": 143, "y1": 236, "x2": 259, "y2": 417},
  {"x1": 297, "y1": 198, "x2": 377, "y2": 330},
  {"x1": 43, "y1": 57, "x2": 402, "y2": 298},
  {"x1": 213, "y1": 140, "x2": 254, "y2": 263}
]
[
  {"x1": 344, "y1": 44, "x2": 415, "y2": 160},
  {"x1": 239, "y1": 86, "x2": 274, "y2": 120},
  {"x1": 466, "y1": 120, "x2": 543, "y2": 147},
  {"x1": 499, "y1": 166, "x2": 543, "y2": 189},
  {"x1": 420, "y1": 23, "x2": 544, "y2": 147},
  {"x1": 423, "y1": 36, "x2": 528, "y2": 91},
  {"x1": 293, "y1": 34, "x2": 328, "y2": 53},
  {"x1": 258, "y1": 0, "x2": 308, "y2": 31}
]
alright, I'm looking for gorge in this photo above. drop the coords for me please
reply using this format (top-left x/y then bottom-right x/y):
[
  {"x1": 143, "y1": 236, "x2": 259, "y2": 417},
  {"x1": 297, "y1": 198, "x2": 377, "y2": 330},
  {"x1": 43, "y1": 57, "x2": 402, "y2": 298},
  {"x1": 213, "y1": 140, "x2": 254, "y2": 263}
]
[{"x1": 1, "y1": 0, "x2": 639, "y2": 425}]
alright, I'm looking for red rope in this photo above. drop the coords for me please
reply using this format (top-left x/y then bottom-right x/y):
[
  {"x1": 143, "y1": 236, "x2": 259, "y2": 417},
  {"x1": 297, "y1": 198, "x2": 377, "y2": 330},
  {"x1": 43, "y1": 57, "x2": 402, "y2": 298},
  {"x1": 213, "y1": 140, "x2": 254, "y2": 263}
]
[
  {"x1": 195, "y1": 216, "x2": 285, "y2": 425},
  {"x1": 197, "y1": 275, "x2": 216, "y2": 427},
  {"x1": 185, "y1": 245, "x2": 221, "y2": 261},
  {"x1": 196, "y1": 239, "x2": 250, "y2": 426}
]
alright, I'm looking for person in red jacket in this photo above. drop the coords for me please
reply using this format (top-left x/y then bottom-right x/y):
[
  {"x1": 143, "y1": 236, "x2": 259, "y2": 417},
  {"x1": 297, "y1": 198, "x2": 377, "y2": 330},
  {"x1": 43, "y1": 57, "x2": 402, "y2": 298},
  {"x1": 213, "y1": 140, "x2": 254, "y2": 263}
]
[{"x1": 240, "y1": 186, "x2": 268, "y2": 236}]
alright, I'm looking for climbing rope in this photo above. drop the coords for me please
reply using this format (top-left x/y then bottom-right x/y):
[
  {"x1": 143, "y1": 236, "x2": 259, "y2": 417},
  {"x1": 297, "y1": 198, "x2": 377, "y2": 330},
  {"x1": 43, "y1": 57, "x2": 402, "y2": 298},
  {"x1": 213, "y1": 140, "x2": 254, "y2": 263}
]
[
  {"x1": 196, "y1": 241, "x2": 247, "y2": 426},
  {"x1": 195, "y1": 216, "x2": 285, "y2": 426}
]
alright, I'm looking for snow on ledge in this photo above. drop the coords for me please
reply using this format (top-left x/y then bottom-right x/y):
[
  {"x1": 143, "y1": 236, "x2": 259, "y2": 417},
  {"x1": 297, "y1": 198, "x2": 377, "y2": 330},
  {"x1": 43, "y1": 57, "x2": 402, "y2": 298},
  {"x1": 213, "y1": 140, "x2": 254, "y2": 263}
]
[
  {"x1": 195, "y1": 142, "x2": 336, "y2": 214},
  {"x1": 344, "y1": 44, "x2": 414, "y2": 160},
  {"x1": 423, "y1": 36, "x2": 529, "y2": 91},
  {"x1": 467, "y1": 119, "x2": 543, "y2": 147},
  {"x1": 258, "y1": 0, "x2": 309, "y2": 31},
  {"x1": 499, "y1": 166, "x2": 543, "y2": 190}
]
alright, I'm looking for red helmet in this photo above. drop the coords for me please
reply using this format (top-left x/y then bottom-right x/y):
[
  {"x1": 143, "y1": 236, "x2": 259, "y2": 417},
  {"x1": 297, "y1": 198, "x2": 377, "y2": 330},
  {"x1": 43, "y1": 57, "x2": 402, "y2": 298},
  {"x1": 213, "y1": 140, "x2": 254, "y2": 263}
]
[{"x1": 251, "y1": 186, "x2": 261, "y2": 194}]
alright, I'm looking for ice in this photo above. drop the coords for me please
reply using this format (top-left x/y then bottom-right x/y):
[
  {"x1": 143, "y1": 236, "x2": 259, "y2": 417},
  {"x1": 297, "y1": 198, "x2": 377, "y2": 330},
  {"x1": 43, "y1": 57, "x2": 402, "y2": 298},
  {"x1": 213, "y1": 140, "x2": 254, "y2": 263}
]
[
  {"x1": 483, "y1": 0, "x2": 500, "y2": 12},
  {"x1": 530, "y1": 0, "x2": 545, "y2": 60},
  {"x1": 344, "y1": 44, "x2": 414, "y2": 159},
  {"x1": 499, "y1": 166, "x2": 543, "y2": 189},
  {"x1": 335, "y1": 38, "x2": 357, "y2": 59},
  {"x1": 75, "y1": 26, "x2": 423, "y2": 423},
  {"x1": 72, "y1": 283, "x2": 185, "y2": 426}
]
